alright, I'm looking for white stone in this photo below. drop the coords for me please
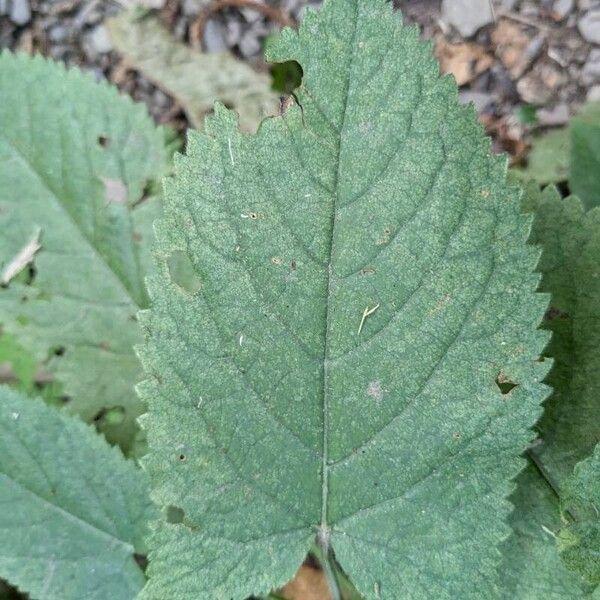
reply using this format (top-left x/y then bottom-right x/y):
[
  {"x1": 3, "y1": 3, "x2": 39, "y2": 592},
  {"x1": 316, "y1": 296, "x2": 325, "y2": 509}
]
[
  {"x1": 441, "y1": 0, "x2": 494, "y2": 37},
  {"x1": 554, "y1": 0, "x2": 575, "y2": 19},
  {"x1": 9, "y1": 0, "x2": 30, "y2": 25},
  {"x1": 579, "y1": 10, "x2": 600, "y2": 44},
  {"x1": 88, "y1": 25, "x2": 113, "y2": 54}
]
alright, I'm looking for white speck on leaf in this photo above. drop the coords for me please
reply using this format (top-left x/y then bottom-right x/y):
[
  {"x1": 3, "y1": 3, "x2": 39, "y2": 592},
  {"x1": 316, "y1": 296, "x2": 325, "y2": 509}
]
[
  {"x1": 1, "y1": 227, "x2": 42, "y2": 285},
  {"x1": 358, "y1": 303, "x2": 380, "y2": 334},
  {"x1": 101, "y1": 177, "x2": 128, "y2": 205},
  {"x1": 541, "y1": 524, "x2": 557, "y2": 538},
  {"x1": 228, "y1": 138, "x2": 234, "y2": 166},
  {"x1": 367, "y1": 381, "x2": 383, "y2": 402}
]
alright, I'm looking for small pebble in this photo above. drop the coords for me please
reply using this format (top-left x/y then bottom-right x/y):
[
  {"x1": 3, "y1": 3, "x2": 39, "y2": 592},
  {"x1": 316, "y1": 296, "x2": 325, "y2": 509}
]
[
  {"x1": 239, "y1": 6, "x2": 262, "y2": 23},
  {"x1": 499, "y1": 0, "x2": 520, "y2": 9},
  {"x1": 88, "y1": 24, "x2": 112, "y2": 54},
  {"x1": 441, "y1": 0, "x2": 494, "y2": 37},
  {"x1": 581, "y1": 48, "x2": 600, "y2": 83},
  {"x1": 48, "y1": 24, "x2": 69, "y2": 43},
  {"x1": 152, "y1": 89, "x2": 170, "y2": 109},
  {"x1": 181, "y1": 0, "x2": 209, "y2": 16},
  {"x1": 459, "y1": 90, "x2": 493, "y2": 112},
  {"x1": 9, "y1": 0, "x2": 31, "y2": 25},
  {"x1": 537, "y1": 103, "x2": 570, "y2": 125},
  {"x1": 238, "y1": 30, "x2": 261, "y2": 57},
  {"x1": 225, "y1": 19, "x2": 243, "y2": 46},
  {"x1": 587, "y1": 84, "x2": 600, "y2": 100},
  {"x1": 578, "y1": 10, "x2": 600, "y2": 44},
  {"x1": 553, "y1": 0, "x2": 575, "y2": 19},
  {"x1": 577, "y1": 0, "x2": 600, "y2": 10},
  {"x1": 203, "y1": 18, "x2": 228, "y2": 53}
]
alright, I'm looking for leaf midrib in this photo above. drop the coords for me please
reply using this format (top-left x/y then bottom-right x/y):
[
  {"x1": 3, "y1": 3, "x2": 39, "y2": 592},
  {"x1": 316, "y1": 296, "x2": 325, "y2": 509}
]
[
  {"x1": 1, "y1": 134, "x2": 142, "y2": 309},
  {"x1": 319, "y1": 0, "x2": 360, "y2": 546}
]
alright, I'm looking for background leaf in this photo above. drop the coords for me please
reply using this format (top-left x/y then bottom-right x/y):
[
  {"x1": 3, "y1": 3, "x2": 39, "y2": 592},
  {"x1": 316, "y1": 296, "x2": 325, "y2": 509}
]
[
  {"x1": 570, "y1": 102, "x2": 600, "y2": 210},
  {"x1": 521, "y1": 185, "x2": 600, "y2": 490},
  {"x1": 514, "y1": 128, "x2": 570, "y2": 186},
  {"x1": 0, "y1": 386, "x2": 157, "y2": 600},
  {"x1": 501, "y1": 463, "x2": 595, "y2": 598},
  {"x1": 499, "y1": 181, "x2": 600, "y2": 599},
  {"x1": 558, "y1": 443, "x2": 600, "y2": 591},
  {"x1": 0, "y1": 52, "x2": 169, "y2": 450},
  {"x1": 139, "y1": 1, "x2": 549, "y2": 598}
]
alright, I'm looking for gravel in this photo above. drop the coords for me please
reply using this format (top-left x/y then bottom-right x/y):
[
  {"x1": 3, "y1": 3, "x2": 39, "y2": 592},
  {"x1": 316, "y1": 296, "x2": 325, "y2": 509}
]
[{"x1": 0, "y1": 0, "x2": 597, "y2": 156}]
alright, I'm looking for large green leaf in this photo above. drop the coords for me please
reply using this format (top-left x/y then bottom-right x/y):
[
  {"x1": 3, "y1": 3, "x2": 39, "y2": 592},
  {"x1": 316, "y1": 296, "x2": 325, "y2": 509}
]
[
  {"x1": 0, "y1": 52, "x2": 168, "y2": 450},
  {"x1": 138, "y1": 2, "x2": 549, "y2": 598},
  {"x1": 570, "y1": 102, "x2": 600, "y2": 210},
  {"x1": 0, "y1": 385, "x2": 156, "y2": 600},
  {"x1": 521, "y1": 185, "x2": 600, "y2": 489},
  {"x1": 558, "y1": 444, "x2": 600, "y2": 590}
]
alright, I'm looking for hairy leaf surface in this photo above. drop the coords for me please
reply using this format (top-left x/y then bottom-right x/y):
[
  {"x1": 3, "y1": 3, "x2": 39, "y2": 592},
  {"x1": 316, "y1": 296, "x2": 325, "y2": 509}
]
[
  {"x1": 139, "y1": 2, "x2": 549, "y2": 598},
  {"x1": 558, "y1": 444, "x2": 600, "y2": 590},
  {"x1": 0, "y1": 386, "x2": 156, "y2": 600},
  {"x1": 0, "y1": 52, "x2": 168, "y2": 450},
  {"x1": 522, "y1": 185, "x2": 600, "y2": 489}
]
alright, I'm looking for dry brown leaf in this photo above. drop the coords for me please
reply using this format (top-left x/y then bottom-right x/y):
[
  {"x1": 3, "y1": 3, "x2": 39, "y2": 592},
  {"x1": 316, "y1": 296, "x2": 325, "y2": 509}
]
[
  {"x1": 107, "y1": 10, "x2": 279, "y2": 132},
  {"x1": 278, "y1": 565, "x2": 332, "y2": 600},
  {"x1": 491, "y1": 18, "x2": 532, "y2": 79},
  {"x1": 434, "y1": 36, "x2": 493, "y2": 86}
]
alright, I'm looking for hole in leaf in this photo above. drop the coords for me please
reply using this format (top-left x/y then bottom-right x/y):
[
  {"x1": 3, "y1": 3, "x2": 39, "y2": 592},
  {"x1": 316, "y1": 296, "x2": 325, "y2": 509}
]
[
  {"x1": 545, "y1": 306, "x2": 570, "y2": 321},
  {"x1": 167, "y1": 251, "x2": 202, "y2": 295},
  {"x1": 178, "y1": 454, "x2": 186, "y2": 461},
  {"x1": 271, "y1": 60, "x2": 303, "y2": 94},
  {"x1": 93, "y1": 405, "x2": 126, "y2": 426},
  {"x1": 165, "y1": 505, "x2": 185, "y2": 524},
  {"x1": 97, "y1": 135, "x2": 110, "y2": 148},
  {"x1": 496, "y1": 372, "x2": 518, "y2": 395},
  {"x1": 25, "y1": 263, "x2": 36, "y2": 285},
  {"x1": 53, "y1": 346, "x2": 66, "y2": 357}
]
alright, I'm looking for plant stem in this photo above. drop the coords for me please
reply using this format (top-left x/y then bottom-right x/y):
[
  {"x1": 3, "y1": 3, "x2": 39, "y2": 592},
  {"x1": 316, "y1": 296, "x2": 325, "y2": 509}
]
[
  {"x1": 312, "y1": 543, "x2": 342, "y2": 600},
  {"x1": 323, "y1": 554, "x2": 343, "y2": 600}
]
